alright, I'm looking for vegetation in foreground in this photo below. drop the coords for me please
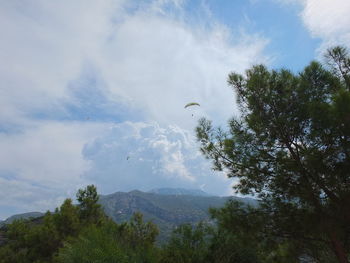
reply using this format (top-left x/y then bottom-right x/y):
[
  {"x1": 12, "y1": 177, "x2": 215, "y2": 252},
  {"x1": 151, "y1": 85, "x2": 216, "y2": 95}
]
[
  {"x1": 1, "y1": 46, "x2": 350, "y2": 262},
  {"x1": 196, "y1": 46, "x2": 350, "y2": 263},
  {"x1": 0, "y1": 185, "x2": 260, "y2": 263}
]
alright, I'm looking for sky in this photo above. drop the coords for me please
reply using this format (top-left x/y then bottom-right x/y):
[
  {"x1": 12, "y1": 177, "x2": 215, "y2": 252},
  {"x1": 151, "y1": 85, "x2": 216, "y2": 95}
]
[{"x1": 0, "y1": 0, "x2": 349, "y2": 219}]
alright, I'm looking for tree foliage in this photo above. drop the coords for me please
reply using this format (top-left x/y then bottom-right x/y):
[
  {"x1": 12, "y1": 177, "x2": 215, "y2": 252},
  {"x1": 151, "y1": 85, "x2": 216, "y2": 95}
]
[
  {"x1": 161, "y1": 222, "x2": 212, "y2": 263},
  {"x1": 0, "y1": 185, "x2": 105, "y2": 263},
  {"x1": 56, "y1": 212, "x2": 159, "y2": 263},
  {"x1": 0, "y1": 185, "x2": 162, "y2": 263},
  {"x1": 76, "y1": 185, "x2": 103, "y2": 224},
  {"x1": 196, "y1": 46, "x2": 350, "y2": 263}
]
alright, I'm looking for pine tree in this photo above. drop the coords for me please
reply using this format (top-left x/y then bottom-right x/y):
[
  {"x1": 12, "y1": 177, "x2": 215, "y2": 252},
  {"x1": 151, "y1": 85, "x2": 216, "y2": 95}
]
[{"x1": 196, "y1": 46, "x2": 350, "y2": 263}]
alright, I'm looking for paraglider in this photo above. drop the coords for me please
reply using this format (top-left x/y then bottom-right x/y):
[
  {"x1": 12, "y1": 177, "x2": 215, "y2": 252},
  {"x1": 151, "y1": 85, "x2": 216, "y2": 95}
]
[
  {"x1": 184, "y1": 102, "x2": 200, "y2": 117},
  {"x1": 184, "y1": 102, "x2": 200, "y2": 108}
]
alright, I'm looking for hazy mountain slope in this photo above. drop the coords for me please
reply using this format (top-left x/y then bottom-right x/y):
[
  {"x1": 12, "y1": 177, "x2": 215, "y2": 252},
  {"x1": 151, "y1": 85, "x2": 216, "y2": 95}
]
[
  {"x1": 0, "y1": 189, "x2": 257, "y2": 243},
  {"x1": 100, "y1": 190, "x2": 224, "y2": 223},
  {"x1": 148, "y1": 188, "x2": 211, "y2": 196},
  {"x1": 0, "y1": 212, "x2": 44, "y2": 227},
  {"x1": 99, "y1": 189, "x2": 257, "y2": 241}
]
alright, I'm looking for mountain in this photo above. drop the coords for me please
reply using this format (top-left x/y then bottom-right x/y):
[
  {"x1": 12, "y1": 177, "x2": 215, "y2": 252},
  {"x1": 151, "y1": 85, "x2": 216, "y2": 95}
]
[
  {"x1": 148, "y1": 188, "x2": 211, "y2": 196},
  {"x1": 0, "y1": 189, "x2": 257, "y2": 242},
  {"x1": 0, "y1": 212, "x2": 44, "y2": 227},
  {"x1": 99, "y1": 190, "x2": 227, "y2": 225},
  {"x1": 99, "y1": 189, "x2": 257, "y2": 241}
]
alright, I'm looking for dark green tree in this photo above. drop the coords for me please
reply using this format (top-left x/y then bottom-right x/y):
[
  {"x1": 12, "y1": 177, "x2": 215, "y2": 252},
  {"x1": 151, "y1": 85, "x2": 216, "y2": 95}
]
[
  {"x1": 25, "y1": 212, "x2": 60, "y2": 261},
  {"x1": 0, "y1": 212, "x2": 61, "y2": 263},
  {"x1": 55, "y1": 221, "x2": 129, "y2": 263},
  {"x1": 0, "y1": 220, "x2": 31, "y2": 263},
  {"x1": 117, "y1": 212, "x2": 160, "y2": 262},
  {"x1": 209, "y1": 201, "x2": 319, "y2": 263},
  {"x1": 76, "y1": 184, "x2": 104, "y2": 224},
  {"x1": 160, "y1": 222, "x2": 212, "y2": 263},
  {"x1": 0, "y1": 185, "x2": 105, "y2": 263},
  {"x1": 56, "y1": 213, "x2": 160, "y2": 263},
  {"x1": 54, "y1": 198, "x2": 80, "y2": 238},
  {"x1": 126, "y1": 212, "x2": 159, "y2": 247},
  {"x1": 206, "y1": 227, "x2": 260, "y2": 263},
  {"x1": 196, "y1": 46, "x2": 350, "y2": 263}
]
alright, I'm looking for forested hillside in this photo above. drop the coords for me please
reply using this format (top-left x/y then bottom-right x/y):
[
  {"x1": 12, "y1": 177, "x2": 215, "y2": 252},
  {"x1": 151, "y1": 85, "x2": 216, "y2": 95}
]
[
  {"x1": 99, "y1": 189, "x2": 256, "y2": 241},
  {"x1": 0, "y1": 189, "x2": 256, "y2": 243},
  {"x1": 0, "y1": 185, "x2": 259, "y2": 263}
]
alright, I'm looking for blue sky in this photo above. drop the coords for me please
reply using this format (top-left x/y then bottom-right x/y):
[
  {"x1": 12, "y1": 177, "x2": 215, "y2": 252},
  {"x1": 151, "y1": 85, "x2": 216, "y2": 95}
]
[{"x1": 0, "y1": 0, "x2": 349, "y2": 219}]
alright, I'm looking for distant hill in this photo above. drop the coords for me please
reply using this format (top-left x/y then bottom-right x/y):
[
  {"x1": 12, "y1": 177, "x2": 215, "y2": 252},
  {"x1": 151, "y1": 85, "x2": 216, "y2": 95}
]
[
  {"x1": 99, "y1": 188, "x2": 257, "y2": 241},
  {"x1": 0, "y1": 212, "x2": 44, "y2": 227},
  {"x1": 148, "y1": 188, "x2": 211, "y2": 196},
  {"x1": 0, "y1": 189, "x2": 257, "y2": 242}
]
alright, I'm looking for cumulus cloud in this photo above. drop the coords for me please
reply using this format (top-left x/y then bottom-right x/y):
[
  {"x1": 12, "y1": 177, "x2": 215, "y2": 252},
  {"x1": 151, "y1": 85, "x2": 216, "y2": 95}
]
[
  {"x1": 0, "y1": 0, "x2": 268, "y2": 218},
  {"x1": 278, "y1": 0, "x2": 350, "y2": 51},
  {"x1": 82, "y1": 121, "x2": 233, "y2": 195},
  {"x1": 301, "y1": 0, "x2": 350, "y2": 49}
]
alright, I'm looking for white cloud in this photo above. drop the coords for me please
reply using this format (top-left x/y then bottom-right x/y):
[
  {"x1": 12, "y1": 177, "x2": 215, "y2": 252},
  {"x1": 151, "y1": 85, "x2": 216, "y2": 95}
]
[
  {"x1": 0, "y1": 0, "x2": 270, "y2": 128},
  {"x1": 82, "y1": 121, "x2": 232, "y2": 195},
  {"x1": 0, "y1": 177, "x2": 65, "y2": 219},
  {"x1": 0, "y1": 121, "x2": 109, "y2": 218},
  {"x1": 100, "y1": 13, "x2": 268, "y2": 128},
  {"x1": 0, "y1": 0, "x2": 123, "y2": 125},
  {"x1": 278, "y1": 0, "x2": 350, "y2": 51},
  {"x1": 0, "y1": 0, "x2": 269, "y2": 128},
  {"x1": 301, "y1": 0, "x2": 350, "y2": 49}
]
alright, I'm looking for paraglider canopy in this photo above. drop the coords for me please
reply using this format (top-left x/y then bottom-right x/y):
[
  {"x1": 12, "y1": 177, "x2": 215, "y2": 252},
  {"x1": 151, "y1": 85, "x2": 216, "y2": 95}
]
[{"x1": 184, "y1": 102, "x2": 200, "y2": 108}]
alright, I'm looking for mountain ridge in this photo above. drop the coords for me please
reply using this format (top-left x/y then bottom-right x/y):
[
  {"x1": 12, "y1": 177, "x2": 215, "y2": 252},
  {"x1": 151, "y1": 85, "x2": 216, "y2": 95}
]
[
  {"x1": 98, "y1": 188, "x2": 257, "y2": 241},
  {"x1": 147, "y1": 187, "x2": 212, "y2": 196},
  {"x1": 1, "y1": 188, "x2": 257, "y2": 241},
  {"x1": 0, "y1": 212, "x2": 44, "y2": 228}
]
